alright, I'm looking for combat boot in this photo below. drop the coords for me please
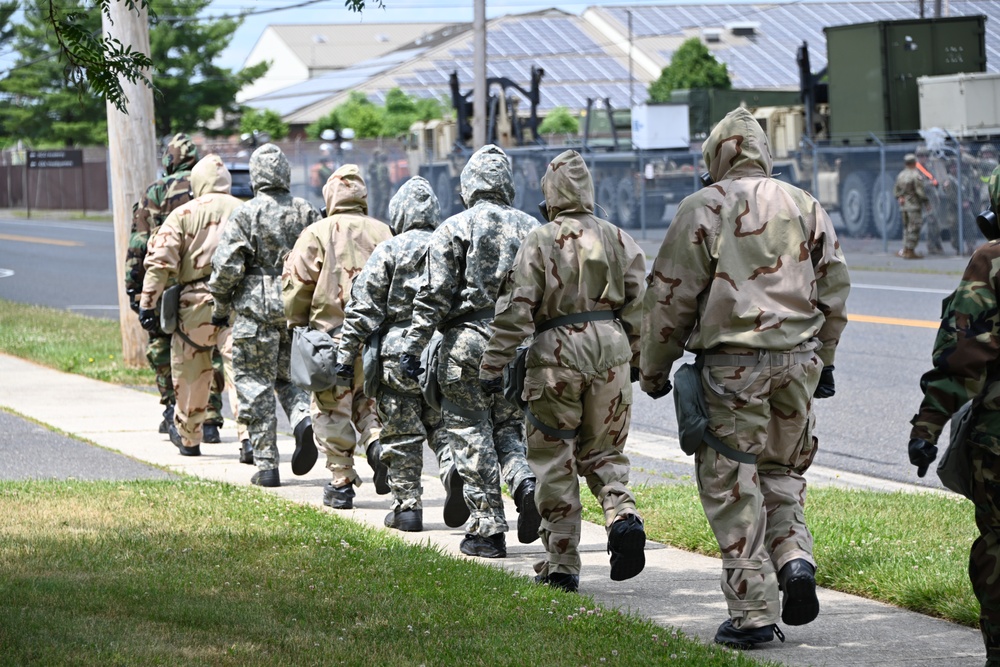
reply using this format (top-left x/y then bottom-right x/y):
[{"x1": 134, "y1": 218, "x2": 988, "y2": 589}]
[
  {"x1": 251, "y1": 468, "x2": 280, "y2": 488},
  {"x1": 459, "y1": 533, "x2": 506, "y2": 559},
  {"x1": 534, "y1": 572, "x2": 579, "y2": 593},
  {"x1": 384, "y1": 508, "x2": 423, "y2": 532},
  {"x1": 778, "y1": 558, "x2": 819, "y2": 626},
  {"x1": 442, "y1": 467, "x2": 470, "y2": 528},
  {"x1": 607, "y1": 514, "x2": 646, "y2": 581},
  {"x1": 323, "y1": 482, "x2": 355, "y2": 510},
  {"x1": 514, "y1": 478, "x2": 541, "y2": 544},
  {"x1": 158, "y1": 404, "x2": 174, "y2": 434},
  {"x1": 366, "y1": 440, "x2": 390, "y2": 495},
  {"x1": 714, "y1": 620, "x2": 784, "y2": 650},
  {"x1": 238, "y1": 439, "x2": 254, "y2": 465},
  {"x1": 202, "y1": 422, "x2": 221, "y2": 444},
  {"x1": 168, "y1": 423, "x2": 200, "y2": 457},
  {"x1": 290, "y1": 417, "x2": 316, "y2": 476}
]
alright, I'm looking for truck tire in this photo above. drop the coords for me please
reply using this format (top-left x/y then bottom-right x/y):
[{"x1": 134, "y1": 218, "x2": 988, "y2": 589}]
[
  {"x1": 871, "y1": 172, "x2": 902, "y2": 240},
  {"x1": 597, "y1": 178, "x2": 616, "y2": 223},
  {"x1": 615, "y1": 176, "x2": 639, "y2": 228},
  {"x1": 840, "y1": 171, "x2": 873, "y2": 237}
]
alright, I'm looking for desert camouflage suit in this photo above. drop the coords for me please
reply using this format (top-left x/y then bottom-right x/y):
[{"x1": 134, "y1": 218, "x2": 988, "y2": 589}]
[
  {"x1": 895, "y1": 163, "x2": 930, "y2": 253},
  {"x1": 402, "y1": 144, "x2": 537, "y2": 539},
  {"x1": 209, "y1": 144, "x2": 318, "y2": 472},
  {"x1": 126, "y1": 134, "x2": 224, "y2": 424},
  {"x1": 640, "y1": 108, "x2": 851, "y2": 631},
  {"x1": 140, "y1": 155, "x2": 246, "y2": 447},
  {"x1": 910, "y1": 165, "x2": 1000, "y2": 667},
  {"x1": 338, "y1": 176, "x2": 455, "y2": 510},
  {"x1": 480, "y1": 150, "x2": 646, "y2": 578},
  {"x1": 283, "y1": 164, "x2": 388, "y2": 488}
]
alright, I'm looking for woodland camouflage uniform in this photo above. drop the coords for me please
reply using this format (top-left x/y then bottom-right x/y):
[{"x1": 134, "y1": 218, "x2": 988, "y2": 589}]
[
  {"x1": 481, "y1": 150, "x2": 647, "y2": 581},
  {"x1": 640, "y1": 108, "x2": 850, "y2": 634},
  {"x1": 895, "y1": 157, "x2": 930, "y2": 255},
  {"x1": 210, "y1": 143, "x2": 318, "y2": 475},
  {"x1": 337, "y1": 176, "x2": 458, "y2": 518},
  {"x1": 402, "y1": 144, "x2": 537, "y2": 545},
  {"x1": 910, "y1": 164, "x2": 1000, "y2": 667},
  {"x1": 283, "y1": 164, "x2": 389, "y2": 490},
  {"x1": 140, "y1": 155, "x2": 246, "y2": 450}
]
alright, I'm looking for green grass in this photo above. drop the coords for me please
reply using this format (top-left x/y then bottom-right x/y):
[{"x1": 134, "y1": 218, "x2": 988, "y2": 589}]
[
  {"x1": 0, "y1": 299, "x2": 155, "y2": 386},
  {"x1": 583, "y1": 483, "x2": 980, "y2": 627},
  {"x1": 0, "y1": 480, "x2": 777, "y2": 667}
]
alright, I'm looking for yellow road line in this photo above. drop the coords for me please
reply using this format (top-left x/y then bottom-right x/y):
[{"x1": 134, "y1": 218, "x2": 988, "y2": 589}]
[
  {"x1": 849, "y1": 313, "x2": 939, "y2": 329},
  {"x1": 0, "y1": 233, "x2": 83, "y2": 247}
]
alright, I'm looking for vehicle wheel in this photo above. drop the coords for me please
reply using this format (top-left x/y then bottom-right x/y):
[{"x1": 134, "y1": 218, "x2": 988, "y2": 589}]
[
  {"x1": 871, "y1": 172, "x2": 902, "y2": 240},
  {"x1": 840, "y1": 171, "x2": 873, "y2": 237},
  {"x1": 434, "y1": 170, "x2": 456, "y2": 217},
  {"x1": 616, "y1": 176, "x2": 638, "y2": 228},
  {"x1": 597, "y1": 178, "x2": 616, "y2": 223}
]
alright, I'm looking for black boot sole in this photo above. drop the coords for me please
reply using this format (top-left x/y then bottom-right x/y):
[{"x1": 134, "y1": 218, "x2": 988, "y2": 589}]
[
  {"x1": 291, "y1": 422, "x2": 317, "y2": 476},
  {"x1": 202, "y1": 425, "x2": 221, "y2": 444},
  {"x1": 385, "y1": 510, "x2": 423, "y2": 532},
  {"x1": 516, "y1": 485, "x2": 541, "y2": 544},
  {"x1": 781, "y1": 572, "x2": 820, "y2": 626},
  {"x1": 442, "y1": 468, "x2": 470, "y2": 528},
  {"x1": 367, "y1": 444, "x2": 390, "y2": 495},
  {"x1": 239, "y1": 446, "x2": 254, "y2": 465},
  {"x1": 609, "y1": 526, "x2": 646, "y2": 581}
]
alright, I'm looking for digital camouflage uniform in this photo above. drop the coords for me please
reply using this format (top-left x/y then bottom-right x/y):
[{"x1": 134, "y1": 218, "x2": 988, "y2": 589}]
[
  {"x1": 141, "y1": 155, "x2": 246, "y2": 448},
  {"x1": 402, "y1": 144, "x2": 538, "y2": 539},
  {"x1": 895, "y1": 161, "x2": 930, "y2": 255},
  {"x1": 910, "y1": 164, "x2": 1000, "y2": 667},
  {"x1": 126, "y1": 134, "x2": 223, "y2": 424},
  {"x1": 337, "y1": 176, "x2": 455, "y2": 512},
  {"x1": 283, "y1": 164, "x2": 389, "y2": 488},
  {"x1": 209, "y1": 144, "x2": 319, "y2": 472},
  {"x1": 480, "y1": 150, "x2": 646, "y2": 578},
  {"x1": 640, "y1": 108, "x2": 851, "y2": 631}
]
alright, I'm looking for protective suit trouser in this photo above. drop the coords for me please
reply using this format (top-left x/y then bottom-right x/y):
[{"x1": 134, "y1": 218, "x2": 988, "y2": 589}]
[
  {"x1": 524, "y1": 363, "x2": 637, "y2": 577},
  {"x1": 313, "y1": 355, "x2": 382, "y2": 488},
  {"x1": 968, "y1": 430, "x2": 1000, "y2": 665},
  {"x1": 170, "y1": 326, "x2": 230, "y2": 446},
  {"x1": 218, "y1": 328, "x2": 248, "y2": 442},
  {"x1": 696, "y1": 342, "x2": 822, "y2": 630},
  {"x1": 150, "y1": 330, "x2": 224, "y2": 423}
]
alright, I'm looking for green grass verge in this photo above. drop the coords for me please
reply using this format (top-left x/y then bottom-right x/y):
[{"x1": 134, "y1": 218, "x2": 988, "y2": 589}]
[
  {"x1": 0, "y1": 298, "x2": 154, "y2": 385},
  {"x1": 583, "y1": 483, "x2": 979, "y2": 627},
  {"x1": 0, "y1": 480, "x2": 777, "y2": 667}
]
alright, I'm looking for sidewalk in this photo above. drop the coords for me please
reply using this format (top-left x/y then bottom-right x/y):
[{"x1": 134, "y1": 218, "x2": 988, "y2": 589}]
[{"x1": 0, "y1": 352, "x2": 985, "y2": 666}]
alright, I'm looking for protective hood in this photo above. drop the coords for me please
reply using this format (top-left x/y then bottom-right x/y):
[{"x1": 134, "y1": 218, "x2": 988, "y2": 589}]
[
  {"x1": 388, "y1": 176, "x2": 440, "y2": 235},
  {"x1": 540, "y1": 149, "x2": 594, "y2": 219},
  {"x1": 322, "y1": 164, "x2": 368, "y2": 216},
  {"x1": 460, "y1": 144, "x2": 514, "y2": 208},
  {"x1": 249, "y1": 143, "x2": 291, "y2": 194},
  {"x1": 190, "y1": 154, "x2": 232, "y2": 197},
  {"x1": 702, "y1": 107, "x2": 772, "y2": 184},
  {"x1": 162, "y1": 133, "x2": 199, "y2": 175}
]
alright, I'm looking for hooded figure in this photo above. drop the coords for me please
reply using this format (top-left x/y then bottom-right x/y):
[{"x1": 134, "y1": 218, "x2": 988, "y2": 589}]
[
  {"x1": 400, "y1": 144, "x2": 540, "y2": 560},
  {"x1": 336, "y1": 176, "x2": 467, "y2": 532},
  {"x1": 282, "y1": 164, "x2": 391, "y2": 509},
  {"x1": 641, "y1": 107, "x2": 850, "y2": 649},
  {"x1": 908, "y1": 161, "x2": 1000, "y2": 666},
  {"x1": 209, "y1": 143, "x2": 320, "y2": 488},
  {"x1": 140, "y1": 154, "x2": 247, "y2": 456},
  {"x1": 480, "y1": 150, "x2": 648, "y2": 593}
]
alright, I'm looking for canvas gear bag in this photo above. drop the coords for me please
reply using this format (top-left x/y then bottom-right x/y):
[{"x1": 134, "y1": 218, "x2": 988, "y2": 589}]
[
  {"x1": 502, "y1": 346, "x2": 529, "y2": 410},
  {"x1": 290, "y1": 326, "x2": 345, "y2": 393},
  {"x1": 419, "y1": 332, "x2": 444, "y2": 412},
  {"x1": 937, "y1": 400, "x2": 976, "y2": 499},
  {"x1": 672, "y1": 362, "x2": 757, "y2": 464},
  {"x1": 362, "y1": 327, "x2": 382, "y2": 398},
  {"x1": 159, "y1": 284, "x2": 181, "y2": 335}
]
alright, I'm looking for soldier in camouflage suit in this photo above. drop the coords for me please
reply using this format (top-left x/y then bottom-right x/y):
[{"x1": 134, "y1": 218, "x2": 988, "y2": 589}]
[
  {"x1": 894, "y1": 153, "x2": 931, "y2": 259},
  {"x1": 209, "y1": 143, "x2": 319, "y2": 488},
  {"x1": 126, "y1": 133, "x2": 226, "y2": 439},
  {"x1": 283, "y1": 164, "x2": 389, "y2": 508},
  {"x1": 640, "y1": 108, "x2": 851, "y2": 649},
  {"x1": 337, "y1": 176, "x2": 467, "y2": 531},
  {"x1": 908, "y1": 164, "x2": 1000, "y2": 667},
  {"x1": 400, "y1": 144, "x2": 540, "y2": 559},
  {"x1": 139, "y1": 155, "x2": 247, "y2": 457},
  {"x1": 480, "y1": 150, "x2": 647, "y2": 593}
]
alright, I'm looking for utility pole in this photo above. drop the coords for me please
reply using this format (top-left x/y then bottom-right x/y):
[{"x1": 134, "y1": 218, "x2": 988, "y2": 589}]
[
  {"x1": 103, "y1": 3, "x2": 157, "y2": 368},
  {"x1": 473, "y1": 0, "x2": 487, "y2": 148}
]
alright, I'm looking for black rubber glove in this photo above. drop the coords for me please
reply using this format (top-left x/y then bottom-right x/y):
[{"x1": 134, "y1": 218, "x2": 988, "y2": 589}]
[
  {"x1": 334, "y1": 362, "x2": 355, "y2": 383},
  {"x1": 480, "y1": 376, "x2": 503, "y2": 395},
  {"x1": 647, "y1": 380, "x2": 673, "y2": 400},
  {"x1": 814, "y1": 365, "x2": 836, "y2": 399},
  {"x1": 400, "y1": 353, "x2": 424, "y2": 380},
  {"x1": 630, "y1": 366, "x2": 641, "y2": 383},
  {"x1": 211, "y1": 313, "x2": 230, "y2": 328},
  {"x1": 126, "y1": 288, "x2": 141, "y2": 314},
  {"x1": 138, "y1": 308, "x2": 158, "y2": 332},
  {"x1": 908, "y1": 438, "x2": 939, "y2": 478}
]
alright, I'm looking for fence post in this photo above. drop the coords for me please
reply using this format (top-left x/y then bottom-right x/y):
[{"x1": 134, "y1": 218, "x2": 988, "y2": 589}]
[{"x1": 870, "y1": 133, "x2": 887, "y2": 253}]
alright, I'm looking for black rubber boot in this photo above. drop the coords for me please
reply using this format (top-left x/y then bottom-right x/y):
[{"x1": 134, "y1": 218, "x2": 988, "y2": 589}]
[
  {"x1": 442, "y1": 467, "x2": 470, "y2": 528},
  {"x1": 158, "y1": 404, "x2": 174, "y2": 434},
  {"x1": 779, "y1": 558, "x2": 819, "y2": 626},
  {"x1": 168, "y1": 423, "x2": 200, "y2": 457},
  {"x1": 384, "y1": 508, "x2": 423, "y2": 532},
  {"x1": 607, "y1": 514, "x2": 646, "y2": 581},
  {"x1": 323, "y1": 482, "x2": 355, "y2": 509},
  {"x1": 291, "y1": 417, "x2": 317, "y2": 476},
  {"x1": 514, "y1": 478, "x2": 541, "y2": 544},
  {"x1": 714, "y1": 620, "x2": 785, "y2": 650},
  {"x1": 250, "y1": 468, "x2": 280, "y2": 488},
  {"x1": 202, "y1": 422, "x2": 221, "y2": 444},
  {"x1": 534, "y1": 572, "x2": 580, "y2": 593},
  {"x1": 459, "y1": 533, "x2": 506, "y2": 558},
  {"x1": 238, "y1": 439, "x2": 254, "y2": 465},
  {"x1": 366, "y1": 440, "x2": 390, "y2": 495}
]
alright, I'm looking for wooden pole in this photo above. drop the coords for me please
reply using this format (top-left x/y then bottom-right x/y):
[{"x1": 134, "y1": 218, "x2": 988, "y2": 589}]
[
  {"x1": 473, "y1": 0, "x2": 486, "y2": 149},
  {"x1": 103, "y1": 3, "x2": 157, "y2": 368}
]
